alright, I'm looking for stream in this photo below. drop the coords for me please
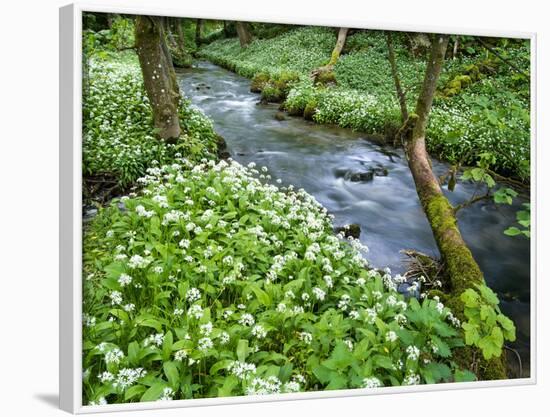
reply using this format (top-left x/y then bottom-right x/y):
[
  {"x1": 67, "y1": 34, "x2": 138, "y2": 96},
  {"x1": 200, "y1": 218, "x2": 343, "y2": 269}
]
[{"x1": 177, "y1": 61, "x2": 531, "y2": 377}]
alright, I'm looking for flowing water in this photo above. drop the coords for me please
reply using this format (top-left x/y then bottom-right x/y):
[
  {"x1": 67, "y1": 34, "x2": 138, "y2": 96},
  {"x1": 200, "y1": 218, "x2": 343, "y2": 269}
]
[{"x1": 177, "y1": 61, "x2": 531, "y2": 376}]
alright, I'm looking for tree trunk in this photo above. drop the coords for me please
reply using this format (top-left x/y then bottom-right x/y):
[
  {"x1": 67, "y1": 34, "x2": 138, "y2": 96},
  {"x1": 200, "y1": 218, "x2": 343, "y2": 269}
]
[
  {"x1": 173, "y1": 18, "x2": 186, "y2": 56},
  {"x1": 452, "y1": 36, "x2": 459, "y2": 59},
  {"x1": 195, "y1": 19, "x2": 203, "y2": 46},
  {"x1": 385, "y1": 32, "x2": 408, "y2": 125},
  {"x1": 328, "y1": 28, "x2": 349, "y2": 66},
  {"x1": 235, "y1": 22, "x2": 253, "y2": 47},
  {"x1": 406, "y1": 34, "x2": 485, "y2": 294},
  {"x1": 389, "y1": 34, "x2": 507, "y2": 379},
  {"x1": 164, "y1": 17, "x2": 179, "y2": 52},
  {"x1": 135, "y1": 15, "x2": 181, "y2": 142}
]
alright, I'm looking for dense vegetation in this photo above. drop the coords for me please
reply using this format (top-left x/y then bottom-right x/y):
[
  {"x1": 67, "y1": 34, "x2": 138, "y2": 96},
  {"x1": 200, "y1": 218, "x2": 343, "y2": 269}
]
[
  {"x1": 199, "y1": 27, "x2": 530, "y2": 179},
  {"x1": 83, "y1": 53, "x2": 218, "y2": 188},
  {"x1": 84, "y1": 157, "x2": 479, "y2": 404},
  {"x1": 81, "y1": 15, "x2": 526, "y2": 406}
]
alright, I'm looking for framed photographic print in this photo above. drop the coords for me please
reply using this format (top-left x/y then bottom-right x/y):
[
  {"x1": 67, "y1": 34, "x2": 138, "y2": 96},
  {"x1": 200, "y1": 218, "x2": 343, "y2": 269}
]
[{"x1": 59, "y1": 1, "x2": 536, "y2": 413}]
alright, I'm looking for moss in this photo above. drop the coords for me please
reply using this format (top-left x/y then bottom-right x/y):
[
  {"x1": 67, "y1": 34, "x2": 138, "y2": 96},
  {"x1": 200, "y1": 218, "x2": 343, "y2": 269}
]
[
  {"x1": 260, "y1": 85, "x2": 284, "y2": 103},
  {"x1": 272, "y1": 71, "x2": 300, "y2": 94},
  {"x1": 250, "y1": 72, "x2": 270, "y2": 93},
  {"x1": 313, "y1": 67, "x2": 337, "y2": 86},
  {"x1": 422, "y1": 194, "x2": 508, "y2": 380},
  {"x1": 303, "y1": 100, "x2": 318, "y2": 120}
]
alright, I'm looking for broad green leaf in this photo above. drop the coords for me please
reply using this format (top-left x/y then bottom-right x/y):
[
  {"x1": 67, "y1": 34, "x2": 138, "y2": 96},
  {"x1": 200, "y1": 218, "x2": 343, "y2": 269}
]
[
  {"x1": 163, "y1": 361, "x2": 179, "y2": 389},
  {"x1": 140, "y1": 382, "x2": 167, "y2": 402},
  {"x1": 237, "y1": 339, "x2": 249, "y2": 362}
]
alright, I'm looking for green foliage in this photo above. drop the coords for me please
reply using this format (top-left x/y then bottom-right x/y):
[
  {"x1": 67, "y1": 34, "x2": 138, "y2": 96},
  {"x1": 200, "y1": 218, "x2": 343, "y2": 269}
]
[
  {"x1": 83, "y1": 16, "x2": 135, "y2": 58},
  {"x1": 199, "y1": 26, "x2": 336, "y2": 78},
  {"x1": 460, "y1": 284, "x2": 516, "y2": 360},
  {"x1": 83, "y1": 53, "x2": 217, "y2": 187},
  {"x1": 504, "y1": 203, "x2": 530, "y2": 238},
  {"x1": 83, "y1": 160, "x2": 470, "y2": 404}
]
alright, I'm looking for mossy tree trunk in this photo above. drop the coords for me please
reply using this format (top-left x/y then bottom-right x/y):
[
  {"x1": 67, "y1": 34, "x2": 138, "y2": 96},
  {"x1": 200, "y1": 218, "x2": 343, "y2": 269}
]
[
  {"x1": 328, "y1": 28, "x2": 349, "y2": 66},
  {"x1": 236, "y1": 22, "x2": 253, "y2": 47},
  {"x1": 173, "y1": 18, "x2": 187, "y2": 57},
  {"x1": 135, "y1": 15, "x2": 181, "y2": 142},
  {"x1": 388, "y1": 34, "x2": 507, "y2": 380}
]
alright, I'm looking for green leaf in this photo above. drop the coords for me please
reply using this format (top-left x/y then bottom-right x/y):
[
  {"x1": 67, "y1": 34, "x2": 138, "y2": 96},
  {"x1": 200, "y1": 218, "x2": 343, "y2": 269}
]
[
  {"x1": 248, "y1": 283, "x2": 271, "y2": 306},
  {"x1": 127, "y1": 341, "x2": 140, "y2": 366},
  {"x1": 237, "y1": 339, "x2": 249, "y2": 362},
  {"x1": 462, "y1": 322, "x2": 480, "y2": 346},
  {"x1": 504, "y1": 227, "x2": 522, "y2": 236},
  {"x1": 496, "y1": 314, "x2": 517, "y2": 341},
  {"x1": 210, "y1": 359, "x2": 234, "y2": 375},
  {"x1": 454, "y1": 369, "x2": 477, "y2": 382},
  {"x1": 325, "y1": 373, "x2": 348, "y2": 390},
  {"x1": 480, "y1": 304, "x2": 497, "y2": 326},
  {"x1": 430, "y1": 335, "x2": 451, "y2": 358},
  {"x1": 278, "y1": 363, "x2": 294, "y2": 382},
  {"x1": 162, "y1": 331, "x2": 173, "y2": 361},
  {"x1": 478, "y1": 327, "x2": 504, "y2": 360},
  {"x1": 124, "y1": 384, "x2": 146, "y2": 401},
  {"x1": 322, "y1": 342, "x2": 353, "y2": 370},
  {"x1": 140, "y1": 382, "x2": 167, "y2": 402},
  {"x1": 218, "y1": 375, "x2": 239, "y2": 397},
  {"x1": 460, "y1": 289, "x2": 480, "y2": 308},
  {"x1": 373, "y1": 354, "x2": 394, "y2": 370},
  {"x1": 163, "y1": 361, "x2": 179, "y2": 390},
  {"x1": 312, "y1": 365, "x2": 332, "y2": 384},
  {"x1": 476, "y1": 284, "x2": 499, "y2": 305}
]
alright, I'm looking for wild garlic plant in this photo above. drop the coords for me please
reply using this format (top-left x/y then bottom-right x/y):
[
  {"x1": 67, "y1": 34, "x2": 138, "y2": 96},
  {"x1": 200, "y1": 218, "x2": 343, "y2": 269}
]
[{"x1": 83, "y1": 158, "x2": 473, "y2": 404}]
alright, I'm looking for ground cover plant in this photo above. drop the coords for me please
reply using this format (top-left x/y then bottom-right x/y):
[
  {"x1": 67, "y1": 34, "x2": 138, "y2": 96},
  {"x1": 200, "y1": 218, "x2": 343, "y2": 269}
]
[
  {"x1": 83, "y1": 52, "x2": 218, "y2": 189},
  {"x1": 83, "y1": 158, "x2": 475, "y2": 404}
]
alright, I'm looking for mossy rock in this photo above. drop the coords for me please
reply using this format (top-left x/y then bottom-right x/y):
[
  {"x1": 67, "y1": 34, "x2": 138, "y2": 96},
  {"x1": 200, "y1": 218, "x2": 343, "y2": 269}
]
[
  {"x1": 286, "y1": 105, "x2": 305, "y2": 117},
  {"x1": 260, "y1": 85, "x2": 284, "y2": 103},
  {"x1": 334, "y1": 224, "x2": 361, "y2": 239},
  {"x1": 303, "y1": 101, "x2": 317, "y2": 120},
  {"x1": 274, "y1": 112, "x2": 286, "y2": 121},
  {"x1": 272, "y1": 71, "x2": 300, "y2": 94},
  {"x1": 251, "y1": 72, "x2": 270, "y2": 93},
  {"x1": 313, "y1": 68, "x2": 337, "y2": 86}
]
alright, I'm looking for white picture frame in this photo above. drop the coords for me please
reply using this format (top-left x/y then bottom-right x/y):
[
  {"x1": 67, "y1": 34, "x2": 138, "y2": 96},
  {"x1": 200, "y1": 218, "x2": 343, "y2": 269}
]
[{"x1": 59, "y1": 2, "x2": 537, "y2": 413}]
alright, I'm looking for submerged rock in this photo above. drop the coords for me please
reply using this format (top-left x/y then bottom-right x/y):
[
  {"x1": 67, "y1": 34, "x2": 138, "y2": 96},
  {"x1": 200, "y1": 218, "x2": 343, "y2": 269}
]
[
  {"x1": 274, "y1": 112, "x2": 286, "y2": 121},
  {"x1": 335, "y1": 223, "x2": 361, "y2": 239},
  {"x1": 195, "y1": 82, "x2": 211, "y2": 90},
  {"x1": 334, "y1": 166, "x2": 389, "y2": 182}
]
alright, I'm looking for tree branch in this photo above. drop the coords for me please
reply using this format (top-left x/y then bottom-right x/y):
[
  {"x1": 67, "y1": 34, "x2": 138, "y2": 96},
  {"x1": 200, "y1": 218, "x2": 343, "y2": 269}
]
[
  {"x1": 453, "y1": 193, "x2": 492, "y2": 214},
  {"x1": 475, "y1": 38, "x2": 529, "y2": 78},
  {"x1": 385, "y1": 32, "x2": 408, "y2": 123}
]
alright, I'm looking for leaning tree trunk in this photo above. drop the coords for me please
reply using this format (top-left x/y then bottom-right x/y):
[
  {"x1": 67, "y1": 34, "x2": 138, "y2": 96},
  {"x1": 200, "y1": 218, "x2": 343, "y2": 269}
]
[
  {"x1": 390, "y1": 34, "x2": 507, "y2": 380},
  {"x1": 328, "y1": 28, "x2": 349, "y2": 66},
  {"x1": 405, "y1": 35, "x2": 484, "y2": 296},
  {"x1": 235, "y1": 22, "x2": 253, "y2": 47},
  {"x1": 135, "y1": 15, "x2": 181, "y2": 142}
]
